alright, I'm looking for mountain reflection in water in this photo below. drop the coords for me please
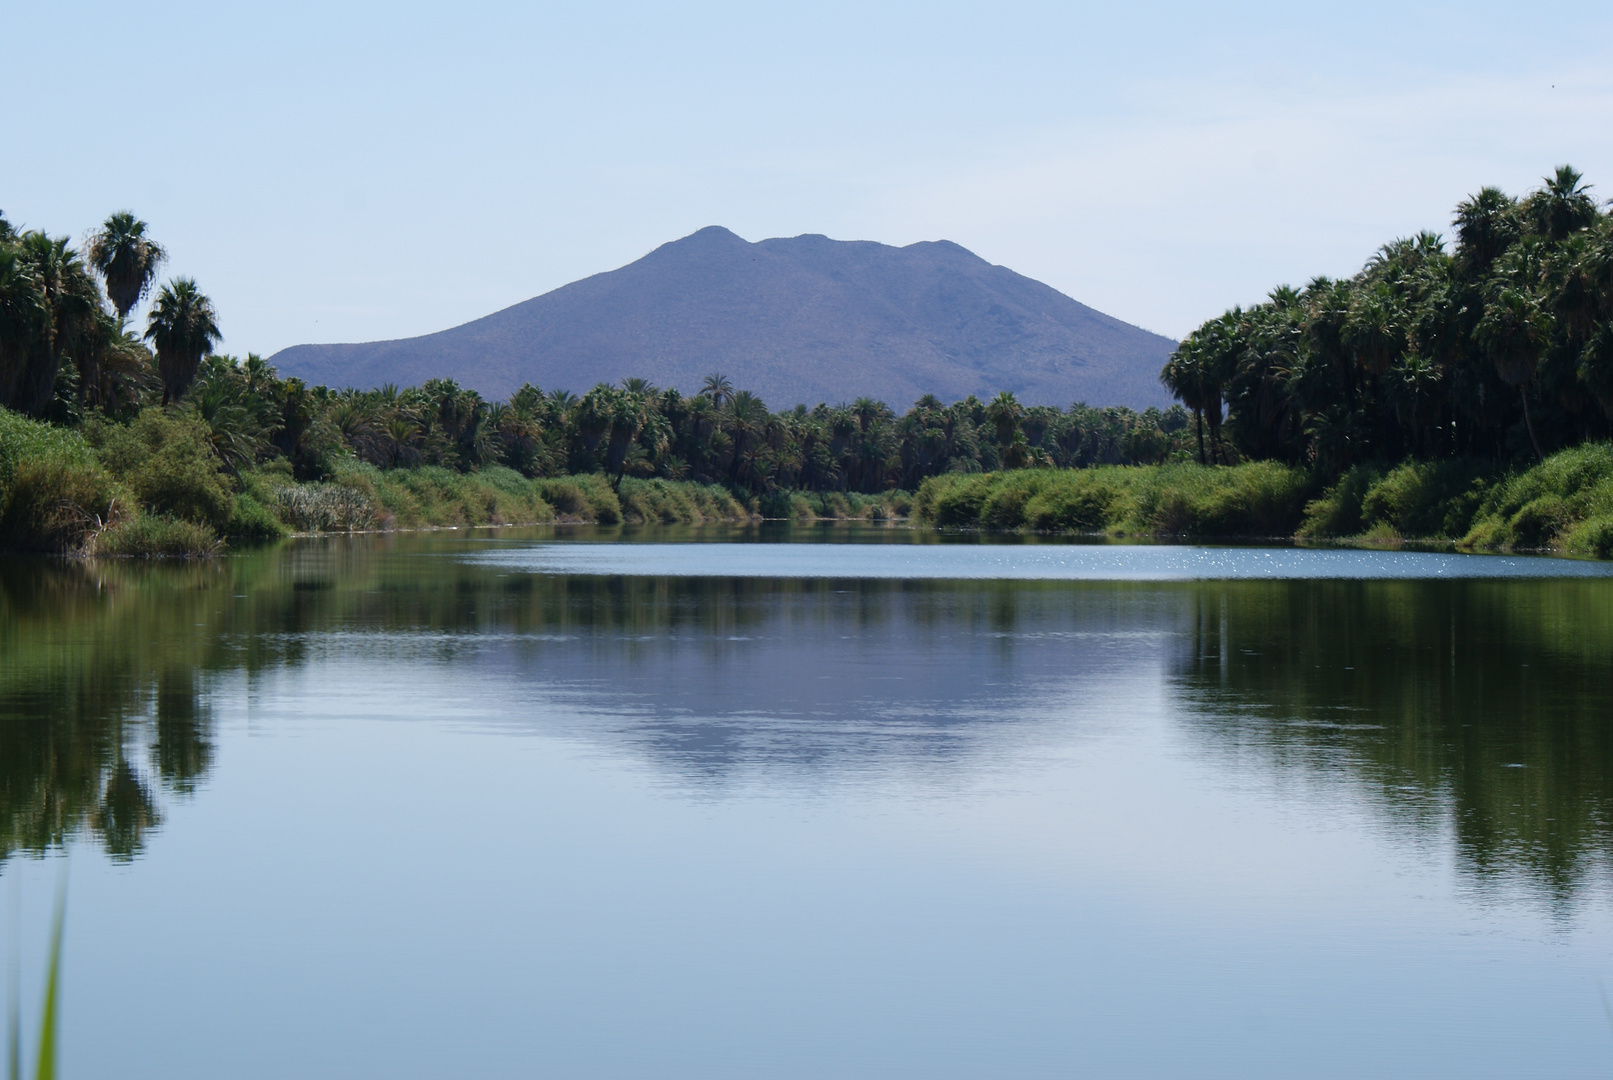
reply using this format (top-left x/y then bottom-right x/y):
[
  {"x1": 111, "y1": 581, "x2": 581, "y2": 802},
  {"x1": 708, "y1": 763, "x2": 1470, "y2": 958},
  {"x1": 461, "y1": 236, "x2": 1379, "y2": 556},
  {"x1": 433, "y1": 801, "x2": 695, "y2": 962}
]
[{"x1": 3, "y1": 531, "x2": 1612, "y2": 909}]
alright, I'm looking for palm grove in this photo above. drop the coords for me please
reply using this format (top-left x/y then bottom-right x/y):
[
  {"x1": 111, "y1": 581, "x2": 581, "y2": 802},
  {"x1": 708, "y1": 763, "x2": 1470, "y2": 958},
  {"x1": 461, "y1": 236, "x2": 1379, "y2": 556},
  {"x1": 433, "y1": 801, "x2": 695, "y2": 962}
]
[{"x1": 1163, "y1": 166, "x2": 1613, "y2": 469}]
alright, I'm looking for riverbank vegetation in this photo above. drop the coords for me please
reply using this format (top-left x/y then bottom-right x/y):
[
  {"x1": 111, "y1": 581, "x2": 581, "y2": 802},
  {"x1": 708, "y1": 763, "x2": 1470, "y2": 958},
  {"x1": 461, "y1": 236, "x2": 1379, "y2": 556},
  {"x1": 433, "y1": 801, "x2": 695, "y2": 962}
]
[
  {"x1": 5, "y1": 168, "x2": 1613, "y2": 557},
  {"x1": 1164, "y1": 166, "x2": 1613, "y2": 468},
  {"x1": 911, "y1": 443, "x2": 1613, "y2": 556},
  {"x1": 1143, "y1": 164, "x2": 1613, "y2": 553}
]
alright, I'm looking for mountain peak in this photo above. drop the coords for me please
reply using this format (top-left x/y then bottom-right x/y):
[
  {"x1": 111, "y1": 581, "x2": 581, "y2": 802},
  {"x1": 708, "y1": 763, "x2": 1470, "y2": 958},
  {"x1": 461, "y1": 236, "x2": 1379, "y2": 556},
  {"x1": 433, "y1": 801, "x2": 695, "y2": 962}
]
[
  {"x1": 677, "y1": 225, "x2": 747, "y2": 245},
  {"x1": 271, "y1": 231, "x2": 1177, "y2": 410}
]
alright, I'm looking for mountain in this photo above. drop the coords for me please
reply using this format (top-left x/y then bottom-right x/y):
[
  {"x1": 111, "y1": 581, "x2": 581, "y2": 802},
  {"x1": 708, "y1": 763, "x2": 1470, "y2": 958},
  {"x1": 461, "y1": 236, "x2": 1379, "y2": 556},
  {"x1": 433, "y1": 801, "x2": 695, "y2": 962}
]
[{"x1": 270, "y1": 227, "x2": 1178, "y2": 410}]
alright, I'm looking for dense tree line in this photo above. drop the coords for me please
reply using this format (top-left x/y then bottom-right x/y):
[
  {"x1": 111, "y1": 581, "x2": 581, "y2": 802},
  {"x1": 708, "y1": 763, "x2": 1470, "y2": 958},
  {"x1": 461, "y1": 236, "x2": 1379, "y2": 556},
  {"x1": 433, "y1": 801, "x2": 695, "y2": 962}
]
[
  {"x1": 0, "y1": 209, "x2": 1192, "y2": 495},
  {"x1": 162, "y1": 361, "x2": 1191, "y2": 493},
  {"x1": 1163, "y1": 166, "x2": 1613, "y2": 470}
]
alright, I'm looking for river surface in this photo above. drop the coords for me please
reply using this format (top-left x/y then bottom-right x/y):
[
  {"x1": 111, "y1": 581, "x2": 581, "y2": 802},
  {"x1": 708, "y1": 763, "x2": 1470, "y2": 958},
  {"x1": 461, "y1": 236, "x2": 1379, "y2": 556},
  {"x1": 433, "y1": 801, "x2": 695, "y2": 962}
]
[{"x1": 4, "y1": 525, "x2": 1613, "y2": 1077}]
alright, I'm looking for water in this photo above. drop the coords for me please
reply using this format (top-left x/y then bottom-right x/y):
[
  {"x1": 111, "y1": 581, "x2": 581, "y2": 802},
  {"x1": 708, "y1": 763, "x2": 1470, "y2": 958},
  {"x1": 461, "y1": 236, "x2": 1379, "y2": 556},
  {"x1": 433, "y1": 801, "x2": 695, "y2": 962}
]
[{"x1": 4, "y1": 525, "x2": 1613, "y2": 1077}]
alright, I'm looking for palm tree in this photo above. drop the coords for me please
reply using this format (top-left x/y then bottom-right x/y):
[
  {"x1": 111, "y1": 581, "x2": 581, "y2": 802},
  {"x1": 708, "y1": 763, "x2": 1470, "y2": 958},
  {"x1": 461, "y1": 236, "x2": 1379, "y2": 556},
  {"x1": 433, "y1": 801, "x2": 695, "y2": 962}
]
[
  {"x1": 1477, "y1": 280, "x2": 1553, "y2": 459},
  {"x1": 76, "y1": 308, "x2": 155, "y2": 412},
  {"x1": 7, "y1": 233, "x2": 102, "y2": 417},
  {"x1": 242, "y1": 353, "x2": 275, "y2": 393},
  {"x1": 985, "y1": 391, "x2": 1033, "y2": 468},
  {"x1": 145, "y1": 277, "x2": 221, "y2": 405},
  {"x1": 724, "y1": 390, "x2": 769, "y2": 481},
  {"x1": 1161, "y1": 345, "x2": 1215, "y2": 464},
  {"x1": 1528, "y1": 166, "x2": 1597, "y2": 242},
  {"x1": 87, "y1": 212, "x2": 166, "y2": 321},
  {"x1": 701, "y1": 373, "x2": 734, "y2": 407},
  {"x1": 985, "y1": 391, "x2": 1021, "y2": 446},
  {"x1": 0, "y1": 241, "x2": 48, "y2": 413},
  {"x1": 1453, "y1": 187, "x2": 1520, "y2": 275}
]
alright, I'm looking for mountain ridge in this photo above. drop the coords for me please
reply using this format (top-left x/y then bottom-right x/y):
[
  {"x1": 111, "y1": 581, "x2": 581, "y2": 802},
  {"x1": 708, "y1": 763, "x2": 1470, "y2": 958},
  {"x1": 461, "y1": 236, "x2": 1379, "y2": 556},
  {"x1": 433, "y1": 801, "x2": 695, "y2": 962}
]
[{"x1": 270, "y1": 227, "x2": 1177, "y2": 410}]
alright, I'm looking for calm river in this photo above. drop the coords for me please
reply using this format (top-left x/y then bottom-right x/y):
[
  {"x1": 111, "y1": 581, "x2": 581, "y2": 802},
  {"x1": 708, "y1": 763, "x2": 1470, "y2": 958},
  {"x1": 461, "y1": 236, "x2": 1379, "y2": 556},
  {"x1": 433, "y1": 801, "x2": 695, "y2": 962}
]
[{"x1": 4, "y1": 526, "x2": 1613, "y2": 1077}]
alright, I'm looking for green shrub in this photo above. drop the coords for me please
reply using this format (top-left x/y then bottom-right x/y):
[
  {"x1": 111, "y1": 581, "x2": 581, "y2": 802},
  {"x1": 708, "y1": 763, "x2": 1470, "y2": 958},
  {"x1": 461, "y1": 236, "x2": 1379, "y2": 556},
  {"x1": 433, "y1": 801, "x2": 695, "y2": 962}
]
[
  {"x1": 561, "y1": 474, "x2": 622, "y2": 524},
  {"x1": 980, "y1": 476, "x2": 1039, "y2": 529},
  {"x1": 92, "y1": 513, "x2": 221, "y2": 558},
  {"x1": 1461, "y1": 442, "x2": 1613, "y2": 551},
  {"x1": 1347, "y1": 460, "x2": 1491, "y2": 539},
  {"x1": 536, "y1": 475, "x2": 622, "y2": 522},
  {"x1": 617, "y1": 479, "x2": 745, "y2": 523},
  {"x1": 224, "y1": 493, "x2": 289, "y2": 543},
  {"x1": 322, "y1": 461, "x2": 553, "y2": 529},
  {"x1": 1564, "y1": 515, "x2": 1613, "y2": 559},
  {"x1": 0, "y1": 455, "x2": 121, "y2": 552},
  {"x1": 91, "y1": 409, "x2": 236, "y2": 530},
  {"x1": 1300, "y1": 465, "x2": 1383, "y2": 538},
  {"x1": 756, "y1": 491, "x2": 796, "y2": 519},
  {"x1": 916, "y1": 462, "x2": 1312, "y2": 536},
  {"x1": 1024, "y1": 476, "x2": 1118, "y2": 531},
  {"x1": 0, "y1": 408, "x2": 120, "y2": 552},
  {"x1": 819, "y1": 492, "x2": 854, "y2": 519},
  {"x1": 914, "y1": 474, "x2": 994, "y2": 527},
  {"x1": 1507, "y1": 495, "x2": 1572, "y2": 549},
  {"x1": 538, "y1": 479, "x2": 588, "y2": 516}
]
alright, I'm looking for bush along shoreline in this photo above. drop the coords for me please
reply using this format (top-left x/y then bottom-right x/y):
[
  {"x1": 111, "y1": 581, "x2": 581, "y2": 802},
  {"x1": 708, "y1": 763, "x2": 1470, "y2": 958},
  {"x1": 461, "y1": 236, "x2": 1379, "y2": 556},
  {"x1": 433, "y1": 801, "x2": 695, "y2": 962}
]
[
  {"x1": 0, "y1": 407, "x2": 749, "y2": 556},
  {"x1": 910, "y1": 443, "x2": 1613, "y2": 557},
  {"x1": 1, "y1": 406, "x2": 928, "y2": 556}
]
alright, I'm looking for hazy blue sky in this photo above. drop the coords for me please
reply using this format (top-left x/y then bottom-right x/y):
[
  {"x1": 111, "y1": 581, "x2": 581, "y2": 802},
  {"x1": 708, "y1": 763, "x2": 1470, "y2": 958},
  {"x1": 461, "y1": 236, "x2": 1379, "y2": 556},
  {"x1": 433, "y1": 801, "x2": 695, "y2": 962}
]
[{"x1": 6, "y1": 1, "x2": 1613, "y2": 356}]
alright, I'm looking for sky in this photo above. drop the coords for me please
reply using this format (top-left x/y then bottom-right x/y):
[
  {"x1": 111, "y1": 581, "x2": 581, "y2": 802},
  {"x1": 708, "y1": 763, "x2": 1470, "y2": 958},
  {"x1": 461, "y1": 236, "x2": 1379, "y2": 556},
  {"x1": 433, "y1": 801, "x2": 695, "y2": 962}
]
[{"x1": 6, "y1": 0, "x2": 1613, "y2": 356}]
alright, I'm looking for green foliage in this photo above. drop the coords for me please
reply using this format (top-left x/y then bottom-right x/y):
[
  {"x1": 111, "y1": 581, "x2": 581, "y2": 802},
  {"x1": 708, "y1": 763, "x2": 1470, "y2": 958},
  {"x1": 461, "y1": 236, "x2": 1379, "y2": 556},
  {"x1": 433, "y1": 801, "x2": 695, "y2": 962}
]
[
  {"x1": 1301, "y1": 460, "x2": 1493, "y2": 539},
  {"x1": 1563, "y1": 515, "x2": 1613, "y2": 558},
  {"x1": 539, "y1": 474, "x2": 619, "y2": 524},
  {"x1": 90, "y1": 409, "x2": 235, "y2": 530},
  {"x1": 1124, "y1": 462, "x2": 1315, "y2": 536},
  {"x1": 915, "y1": 463, "x2": 1314, "y2": 536},
  {"x1": 616, "y1": 477, "x2": 745, "y2": 524},
  {"x1": 15, "y1": 186, "x2": 1613, "y2": 556},
  {"x1": 223, "y1": 493, "x2": 289, "y2": 543},
  {"x1": 35, "y1": 890, "x2": 65, "y2": 1080},
  {"x1": 0, "y1": 408, "x2": 118, "y2": 552},
  {"x1": 1165, "y1": 167, "x2": 1613, "y2": 472},
  {"x1": 271, "y1": 483, "x2": 376, "y2": 533},
  {"x1": 145, "y1": 277, "x2": 221, "y2": 406},
  {"x1": 229, "y1": 462, "x2": 749, "y2": 534},
  {"x1": 1024, "y1": 474, "x2": 1121, "y2": 531},
  {"x1": 783, "y1": 489, "x2": 910, "y2": 521},
  {"x1": 91, "y1": 512, "x2": 220, "y2": 557},
  {"x1": 6, "y1": 887, "x2": 66, "y2": 1080},
  {"x1": 1460, "y1": 442, "x2": 1613, "y2": 551}
]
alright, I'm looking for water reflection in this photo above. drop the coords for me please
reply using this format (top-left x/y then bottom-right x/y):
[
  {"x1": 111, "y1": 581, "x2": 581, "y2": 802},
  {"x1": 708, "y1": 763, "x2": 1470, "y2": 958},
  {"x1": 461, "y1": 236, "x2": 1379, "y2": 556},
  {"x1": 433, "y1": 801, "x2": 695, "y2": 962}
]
[
  {"x1": 3, "y1": 532, "x2": 1612, "y2": 907},
  {"x1": 1167, "y1": 579, "x2": 1613, "y2": 904},
  {"x1": 0, "y1": 560, "x2": 220, "y2": 861}
]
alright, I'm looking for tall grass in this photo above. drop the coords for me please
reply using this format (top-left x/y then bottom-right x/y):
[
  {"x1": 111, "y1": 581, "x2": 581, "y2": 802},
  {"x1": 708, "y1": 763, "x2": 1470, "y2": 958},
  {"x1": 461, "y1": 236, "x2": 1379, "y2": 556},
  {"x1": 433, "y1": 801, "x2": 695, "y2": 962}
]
[
  {"x1": 615, "y1": 477, "x2": 747, "y2": 524},
  {"x1": 8, "y1": 885, "x2": 65, "y2": 1080},
  {"x1": 913, "y1": 463, "x2": 1315, "y2": 537},
  {"x1": 238, "y1": 461, "x2": 753, "y2": 534},
  {"x1": 1296, "y1": 444, "x2": 1613, "y2": 554},
  {"x1": 0, "y1": 409, "x2": 118, "y2": 553},
  {"x1": 1299, "y1": 460, "x2": 1494, "y2": 541},
  {"x1": 1460, "y1": 443, "x2": 1613, "y2": 555}
]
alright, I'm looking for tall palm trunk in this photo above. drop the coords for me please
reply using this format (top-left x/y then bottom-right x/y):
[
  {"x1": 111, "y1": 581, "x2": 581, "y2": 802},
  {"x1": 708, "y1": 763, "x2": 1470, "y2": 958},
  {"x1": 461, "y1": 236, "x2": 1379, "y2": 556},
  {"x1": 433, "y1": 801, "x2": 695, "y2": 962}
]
[
  {"x1": 1194, "y1": 409, "x2": 1205, "y2": 465},
  {"x1": 1520, "y1": 385, "x2": 1544, "y2": 461}
]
